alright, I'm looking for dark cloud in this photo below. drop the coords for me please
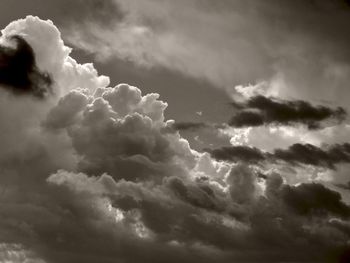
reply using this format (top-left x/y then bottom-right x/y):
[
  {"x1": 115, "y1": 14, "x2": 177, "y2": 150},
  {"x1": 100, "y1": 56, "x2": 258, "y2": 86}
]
[
  {"x1": 282, "y1": 183, "x2": 350, "y2": 218},
  {"x1": 206, "y1": 146, "x2": 265, "y2": 164},
  {"x1": 208, "y1": 143, "x2": 350, "y2": 169},
  {"x1": 0, "y1": 35, "x2": 52, "y2": 98},
  {"x1": 229, "y1": 96, "x2": 346, "y2": 129},
  {"x1": 170, "y1": 122, "x2": 209, "y2": 131},
  {"x1": 274, "y1": 143, "x2": 350, "y2": 169}
]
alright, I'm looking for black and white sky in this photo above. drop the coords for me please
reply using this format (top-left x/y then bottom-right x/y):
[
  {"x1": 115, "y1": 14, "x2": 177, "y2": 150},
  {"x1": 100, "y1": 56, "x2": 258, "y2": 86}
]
[{"x1": 0, "y1": 1, "x2": 350, "y2": 262}]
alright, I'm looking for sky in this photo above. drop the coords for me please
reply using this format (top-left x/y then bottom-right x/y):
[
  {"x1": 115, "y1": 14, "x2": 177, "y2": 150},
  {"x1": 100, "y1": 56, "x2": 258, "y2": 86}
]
[{"x1": 0, "y1": 1, "x2": 350, "y2": 262}]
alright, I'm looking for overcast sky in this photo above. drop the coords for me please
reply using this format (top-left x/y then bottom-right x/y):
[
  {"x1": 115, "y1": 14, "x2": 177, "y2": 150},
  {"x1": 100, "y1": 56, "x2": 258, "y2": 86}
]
[{"x1": 0, "y1": 1, "x2": 350, "y2": 262}]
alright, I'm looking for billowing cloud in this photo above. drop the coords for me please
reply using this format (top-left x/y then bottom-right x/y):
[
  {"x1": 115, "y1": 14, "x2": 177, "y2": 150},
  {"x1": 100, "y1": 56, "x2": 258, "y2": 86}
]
[{"x1": 1, "y1": 16, "x2": 350, "y2": 263}]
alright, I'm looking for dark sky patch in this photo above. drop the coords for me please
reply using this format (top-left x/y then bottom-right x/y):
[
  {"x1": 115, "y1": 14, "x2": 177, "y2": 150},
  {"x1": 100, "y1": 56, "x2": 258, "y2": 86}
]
[
  {"x1": 0, "y1": 35, "x2": 52, "y2": 98},
  {"x1": 229, "y1": 96, "x2": 346, "y2": 129}
]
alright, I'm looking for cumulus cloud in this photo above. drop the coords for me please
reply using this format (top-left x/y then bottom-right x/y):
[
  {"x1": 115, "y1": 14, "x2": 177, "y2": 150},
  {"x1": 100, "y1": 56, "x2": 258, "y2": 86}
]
[{"x1": 1, "y1": 16, "x2": 350, "y2": 263}]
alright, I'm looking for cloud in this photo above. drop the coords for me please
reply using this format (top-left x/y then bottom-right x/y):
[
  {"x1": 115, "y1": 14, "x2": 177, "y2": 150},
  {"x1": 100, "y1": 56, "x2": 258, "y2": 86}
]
[
  {"x1": 43, "y1": 89, "x2": 89, "y2": 130},
  {"x1": 170, "y1": 121, "x2": 209, "y2": 132},
  {"x1": 208, "y1": 143, "x2": 350, "y2": 170},
  {"x1": 43, "y1": 167, "x2": 350, "y2": 262},
  {"x1": 282, "y1": 183, "x2": 350, "y2": 218},
  {"x1": 274, "y1": 143, "x2": 350, "y2": 169},
  {"x1": 229, "y1": 95, "x2": 346, "y2": 129},
  {"x1": 43, "y1": 83, "x2": 194, "y2": 182},
  {"x1": 335, "y1": 181, "x2": 350, "y2": 190},
  {"x1": 207, "y1": 146, "x2": 265, "y2": 164},
  {"x1": 227, "y1": 164, "x2": 258, "y2": 204},
  {"x1": 1, "y1": 16, "x2": 350, "y2": 263},
  {"x1": 0, "y1": 35, "x2": 52, "y2": 98},
  {"x1": 58, "y1": 0, "x2": 125, "y2": 28},
  {"x1": 0, "y1": 243, "x2": 45, "y2": 263},
  {"x1": 61, "y1": 0, "x2": 350, "y2": 109}
]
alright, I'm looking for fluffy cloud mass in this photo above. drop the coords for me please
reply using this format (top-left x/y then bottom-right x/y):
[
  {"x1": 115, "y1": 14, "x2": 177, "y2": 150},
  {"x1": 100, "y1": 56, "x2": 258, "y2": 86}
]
[{"x1": 1, "y1": 16, "x2": 350, "y2": 263}]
